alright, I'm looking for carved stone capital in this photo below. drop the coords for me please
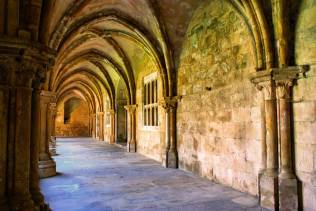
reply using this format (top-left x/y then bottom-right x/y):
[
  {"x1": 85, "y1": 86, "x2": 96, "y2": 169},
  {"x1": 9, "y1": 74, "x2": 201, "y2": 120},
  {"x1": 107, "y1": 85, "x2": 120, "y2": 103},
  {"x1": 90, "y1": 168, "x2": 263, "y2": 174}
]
[
  {"x1": 249, "y1": 66, "x2": 308, "y2": 100},
  {"x1": 124, "y1": 104, "x2": 137, "y2": 113},
  {"x1": 249, "y1": 70, "x2": 276, "y2": 100},
  {"x1": 0, "y1": 38, "x2": 56, "y2": 88},
  {"x1": 40, "y1": 90, "x2": 56, "y2": 104},
  {"x1": 159, "y1": 96, "x2": 182, "y2": 111},
  {"x1": 272, "y1": 66, "x2": 308, "y2": 100},
  {"x1": 49, "y1": 103, "x2": 57, "y2": 114},
  {"x1": 0, "y1": 56, "x2": 15, "y2": 86},
  {"x1": 276, "y1": 80, "x2": 293, "y2": 99},
  {"x1": 15, "y1": 59, "x2": 38, "y2": 87}
]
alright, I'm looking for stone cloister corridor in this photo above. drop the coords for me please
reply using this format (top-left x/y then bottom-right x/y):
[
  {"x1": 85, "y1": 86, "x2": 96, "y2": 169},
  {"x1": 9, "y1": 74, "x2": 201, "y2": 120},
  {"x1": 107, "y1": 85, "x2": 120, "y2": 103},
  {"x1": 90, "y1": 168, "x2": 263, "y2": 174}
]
[
  {"x1": 0, "y1": 0, "x2": 316, "y2": 210},
  {"x1": 41, "y1": 138, "x2": 264, "y2": 211}
]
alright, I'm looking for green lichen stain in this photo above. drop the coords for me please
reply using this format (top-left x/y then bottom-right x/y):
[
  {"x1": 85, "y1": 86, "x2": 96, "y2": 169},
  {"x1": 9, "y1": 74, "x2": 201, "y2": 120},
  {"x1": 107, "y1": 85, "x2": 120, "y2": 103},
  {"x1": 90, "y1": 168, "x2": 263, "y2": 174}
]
[
  {"x1": 295, "y1": 0, "x2": 316, "y2": 64},
  {"x1": 178, "y1": 0, "x2": 255, "y2": 94}
]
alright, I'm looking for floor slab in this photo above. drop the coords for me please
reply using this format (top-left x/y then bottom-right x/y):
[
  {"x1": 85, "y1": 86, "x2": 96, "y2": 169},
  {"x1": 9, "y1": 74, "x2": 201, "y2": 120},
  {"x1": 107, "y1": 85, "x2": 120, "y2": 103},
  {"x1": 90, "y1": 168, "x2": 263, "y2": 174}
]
[{"x1": 40, "y1": 138, "x2": 265, "y2": 211}]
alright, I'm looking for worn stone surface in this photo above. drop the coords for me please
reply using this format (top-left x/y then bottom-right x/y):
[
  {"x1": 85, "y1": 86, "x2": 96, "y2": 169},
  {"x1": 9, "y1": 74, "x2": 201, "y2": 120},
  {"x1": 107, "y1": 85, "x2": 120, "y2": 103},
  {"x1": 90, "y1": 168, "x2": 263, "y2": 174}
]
[
  {"x1": 294, "y1": 1, "x2": 316, "y2": 210},
  {"x1": 177, "y1": 0, "x2": 261, "y2": 196},
  {"x1": 279, "y1": 178, "x2": 298, "y2": 211},
  {"x1": 135, "y1": 59, "x2": 166, "y2": 162},
  {"x1": 56, "y1": 98, "x2": 90, "y2": 137},
  {"x1": 41, "y1": 138, "x2": 264, "y2": 211},
  {"x1": 259, "y1": 175, "x2": 278, "y2": 211}
]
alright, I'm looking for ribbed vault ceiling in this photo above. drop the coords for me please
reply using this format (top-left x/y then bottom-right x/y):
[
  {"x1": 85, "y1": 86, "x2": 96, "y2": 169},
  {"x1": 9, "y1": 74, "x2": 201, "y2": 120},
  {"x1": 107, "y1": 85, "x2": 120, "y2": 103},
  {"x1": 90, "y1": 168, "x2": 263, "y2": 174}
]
[
  {"x1": 33, "y1": 0, "x2": 272, "y2": 112},
  {"x1": 40, "y1": 0, "x2": 203, "y2": 111}
]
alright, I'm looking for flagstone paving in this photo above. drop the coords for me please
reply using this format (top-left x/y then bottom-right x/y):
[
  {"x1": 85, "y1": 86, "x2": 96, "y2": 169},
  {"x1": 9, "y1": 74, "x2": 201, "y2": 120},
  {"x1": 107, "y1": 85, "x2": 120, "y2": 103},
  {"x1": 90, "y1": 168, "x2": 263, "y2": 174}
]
[{"x1": 40, "y1": 138, "x2": 266, "y2": 211}]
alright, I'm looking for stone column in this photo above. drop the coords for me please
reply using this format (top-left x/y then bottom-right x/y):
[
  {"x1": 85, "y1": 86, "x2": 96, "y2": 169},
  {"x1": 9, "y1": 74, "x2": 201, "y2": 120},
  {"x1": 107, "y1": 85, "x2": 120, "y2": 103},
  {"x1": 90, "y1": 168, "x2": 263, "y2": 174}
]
[
  {"x1": 49, "y1": 103, "x2": 57, "y2": 156},
  {"x1": 160, "y1": 96, "x2": 181, "y2": 168},
  {"x1": 124, "y1": 105, "x2": 137, "y2": 152},
  {"x1": 0, "y1": 57, "x2": 11, "y2": 210},
  {"x1": 0, "y1": 85, "x2": 9, "y2": 210},
  {"x1": 274, "y1": 66, "x2": 307, "y2": 211},
  {"x1": 9, "y1": 64, "x2": 36, "y2": 210},
  {"x1": 250, "y1": 72, "x2": 279, "y2": 210},
  {"x1": 98, "y1": 112, "x2": 104, "y2": 141},
  {"x1": 92, "y1": 113, "x2": 96, "y2": 138},
  {"x1": 38, "y1": 91, "x2": 56, "y2": 178},
  {"x1": 109, "y1": 109, "x2": 116, "y2": 144},
  {"x1": 30, "y1": 89, "x2": 47, "y2": 210}
]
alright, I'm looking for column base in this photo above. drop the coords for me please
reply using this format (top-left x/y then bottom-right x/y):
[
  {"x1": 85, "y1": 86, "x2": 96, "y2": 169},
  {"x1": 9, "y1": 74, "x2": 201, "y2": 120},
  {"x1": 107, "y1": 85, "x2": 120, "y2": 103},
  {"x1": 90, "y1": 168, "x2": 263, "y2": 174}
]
[
  {"x1": 49, "y1": 148, "x2": 56, "y2": 156},
  {"x1": 164, "y1": 150, "x2": 178, "y2": 169},
  {"x1": 39, "y1": 159, "x2": 56, "y2": 178},
  {"x1": 49, "y1": 137, "x2": 57, "y2": 156},
  {"x1": 259, "y1": 173, "x2": 279, "y2": 210},
  {"x1": 127, "y1": 141, "x2": 136, "y2": 153},
  {"x1": 110, "y1": 135, "x2": 115, "y2": 144},
  {"x1": 9, "y1": 193, "x2": 35, "y2": 211},
  {"x1": 31, "y1": 189, "x2": 50, "y2": 211},
  {"x1": 279, "y1": 176, "x2": 298, "y2": 211}
]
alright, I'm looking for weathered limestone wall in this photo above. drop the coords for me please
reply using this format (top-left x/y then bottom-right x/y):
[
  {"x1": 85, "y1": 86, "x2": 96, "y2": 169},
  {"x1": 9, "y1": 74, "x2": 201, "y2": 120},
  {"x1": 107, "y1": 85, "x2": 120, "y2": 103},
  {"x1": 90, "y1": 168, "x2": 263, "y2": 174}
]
[
  {"x1": 55, "y1": 98, "x2": 90, "y2": 137},
  {"x1": 104, "y1": 125, "x2": 111, "y2": 143},
  {"x1": 294, "y1": 1, "x2": 316, "y2": 209},
  {"x1": 116, "y1": 80, "x2": 128, "y2": 143},
  {"x1": 177, "y1": 0, "x2": 262, "y2": 195},
  {"x1": 135, "y1": 59, "x2": 166, "y2": 162}
]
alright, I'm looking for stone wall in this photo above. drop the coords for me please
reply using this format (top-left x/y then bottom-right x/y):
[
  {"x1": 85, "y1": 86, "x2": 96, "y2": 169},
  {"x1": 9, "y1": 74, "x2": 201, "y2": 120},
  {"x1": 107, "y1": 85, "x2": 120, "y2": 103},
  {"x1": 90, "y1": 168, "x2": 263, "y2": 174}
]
[
  {"x1": 55, "y1": 98, "x2": 90, "y2": 137},
  {"x1": 135, "y1": 58, "x2": 166, "y2": 162},
  {"x1": 177, "y1": 0, "x2": 262, "y2": 196},
  {"x1": 294, "y1": 0, "x2": 316, "y2": 209}
]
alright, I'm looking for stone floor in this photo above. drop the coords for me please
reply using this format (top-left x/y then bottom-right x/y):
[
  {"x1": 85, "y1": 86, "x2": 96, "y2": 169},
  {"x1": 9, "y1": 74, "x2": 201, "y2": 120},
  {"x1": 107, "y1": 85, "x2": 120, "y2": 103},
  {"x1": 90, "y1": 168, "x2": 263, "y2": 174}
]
[{"x1": 40, "y1": 138, "x2": 265, "y2": 211}]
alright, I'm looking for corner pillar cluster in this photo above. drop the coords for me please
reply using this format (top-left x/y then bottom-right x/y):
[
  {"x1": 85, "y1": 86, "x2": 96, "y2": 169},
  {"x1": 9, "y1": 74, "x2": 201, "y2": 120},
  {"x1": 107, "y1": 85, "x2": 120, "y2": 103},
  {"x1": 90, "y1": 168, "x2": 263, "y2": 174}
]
[
  {"x1": 38, "y1": 91, "x2": 57, "y2": 178},
  {"x1": 0, "y1": 41, "x2": 55, "y2": 211},
  {"x1": 160, "y1": 96, "x2": 181, "y2": 169},
  {"x1": 250, "y1": 66, "x2": 308, "y2": 210},
  {"x1": 109, "y1": 109, "x2": 116, "y2": 144},
  {"x1": 49, "y1": 103, "x2": 57, "y2": 156},
  {"x1": 124, "y1": 105, "x2": 137, "y2": 152},
  {"x1": 97, "y1": 112, "x2": 104, "y2": 141}
]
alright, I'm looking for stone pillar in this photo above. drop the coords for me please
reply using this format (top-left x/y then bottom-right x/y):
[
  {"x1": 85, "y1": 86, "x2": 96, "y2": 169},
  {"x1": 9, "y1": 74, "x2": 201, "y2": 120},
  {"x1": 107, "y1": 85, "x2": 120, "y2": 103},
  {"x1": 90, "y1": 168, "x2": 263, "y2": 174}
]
[
  {"x1": 250, "y1": 73, "x2": 279, "y2": 210},
  {"x1": 260, "y1": 90, "x2": 267, "y2": 173},
  {"x1": 109, "y1": 109, "x2": 116, "y2": 144},
  {"x1": 276, "y1": 80, "x2": 298, "y2": 210},
  {"x1": 49, "y1": 104, "x2": 57, "y2": 156},
  {"x1": 0, "y1": 86, "x2": 9, "y2": 210},
  {"x1": 98, "y1": 112, "x2": 104, "y2": 141},
  {"x1": 92, "y1": 113, "x2": 97, "y2": 139},
  {"x1": 124, "y1": 105, "x2": 137, "y2": 152},
  {"x1": 91, "y1": 114, "x2": 94, "y2": 137},
  {"x1": 0, "y1": 57, "x2": 10, "y2": 210},
  {"x1": 160, "y1": 96, "x2": 181, "y2": 168},
  {"x1": 30, "y1": 89, "x2": 48, "y2": 210},
  {"x1": 274, "y1": 67, "x2": 307, "y2": 211},
  {"x1": 250, "y1": 66, "x2": 307, "y2": 210},
  {"x1": 9, "y1": 64, "x2": 37, "y2": 210},
  {"x1": 38, "y1": 91, "x2": 56, "y2": 178},
  {"x1": 0, "y1": 39, "x2": 55, "y2": 211}
]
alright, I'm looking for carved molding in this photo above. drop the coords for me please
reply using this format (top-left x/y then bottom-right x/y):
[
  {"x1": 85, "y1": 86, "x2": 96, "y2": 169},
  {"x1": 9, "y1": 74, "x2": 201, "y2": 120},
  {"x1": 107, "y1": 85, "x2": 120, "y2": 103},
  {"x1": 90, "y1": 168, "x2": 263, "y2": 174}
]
[
  {"x1": 0, "y1": 38, "x2": 56, "y2": 88},
  {"x1": 249, "y1": 66, "x2": 309, "y2": 100},
  {"x1": 159, "y1": 96, "x2": 182, "y2": 111},
  {"x1": 0, "y1": 56, "x2": 15, "y2": 86},
  {"x1": 124, "y1": 104, "x2": 137, "y2": 113},
  {"x1": 276, "y1": 80, "x2": 293, "y2": 99}
]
